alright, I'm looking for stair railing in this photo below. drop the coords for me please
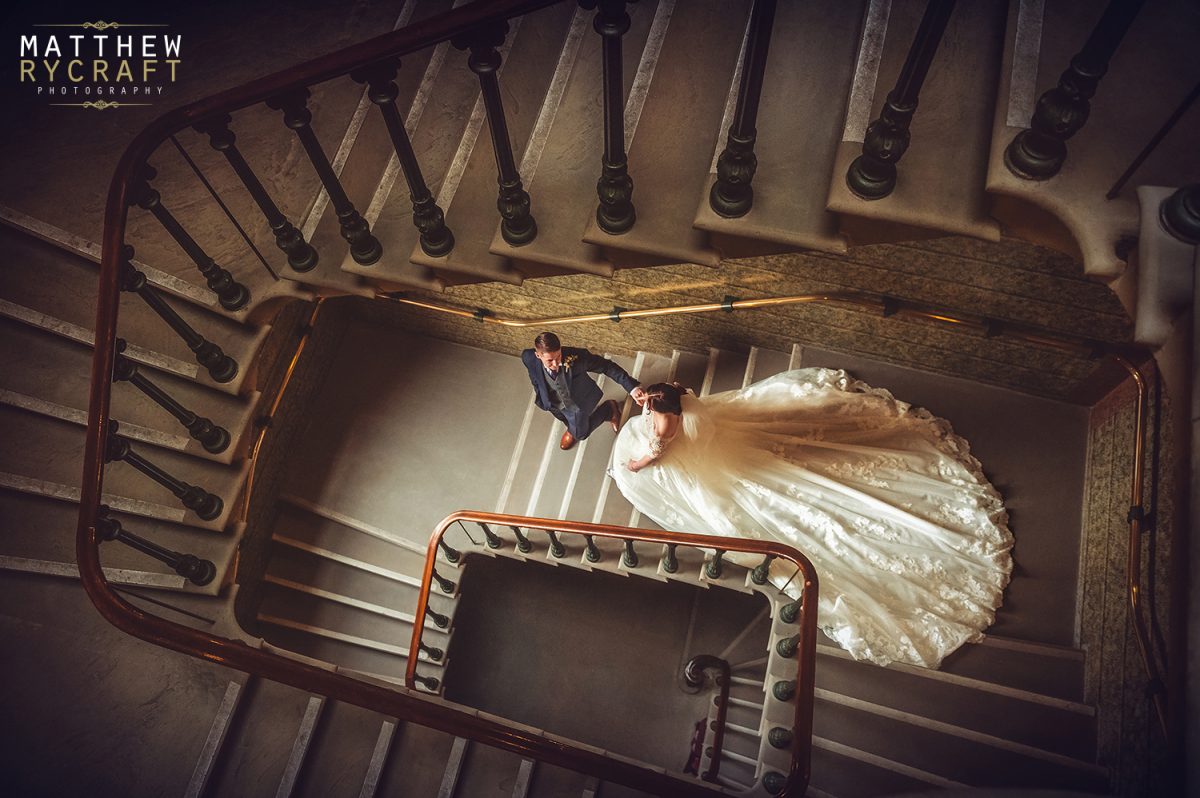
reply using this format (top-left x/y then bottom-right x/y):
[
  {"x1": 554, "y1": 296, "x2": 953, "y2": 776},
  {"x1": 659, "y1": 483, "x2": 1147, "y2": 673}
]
[
  {"x1": 78, "y1": 3, "x2": 831, "y2": 798},
  {"x1": 408, "y1": 510, "x2": 820, "y2": 796}
]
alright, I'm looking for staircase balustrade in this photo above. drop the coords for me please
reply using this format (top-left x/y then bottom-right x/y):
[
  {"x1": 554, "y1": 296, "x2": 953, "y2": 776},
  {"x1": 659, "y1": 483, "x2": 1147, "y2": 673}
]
[
  {"x1": 129, "y1": 165, "x2": 251, "y2": 310},
  {"x1": 662, "y1": 542, "x2": 679, "y2": 573},
  {"x1": 113, "y1": 339, "x2": 232, "y2": 454},
  {"x1": 585, "y1": 0, "x2": 637, "y2": 233},
  {"x1": 682, "y1": 654, "x2": 731, "y2": 783},
  {"x1": 583, "y1": 533, "x2": 602, "y2": 562},
  {"x1": 846, "y1": 0, "x2": 956, "y2": 200},
  {"x1": 1005, "y1": 0, "x2": 1146, "y2": 180},
  {"x1": 709, "y1": 0, "x2": 777, "y2": 218},
  {"x1": 97, "y1": 506, "x2": 217, "y2": 586},
  {"x1": 431, "y1": 567, "x2": 456, "y2": 594},
  {"x1": 705, "y1": 549, "x2": 724, "y2": 579},
  {"x1": 104, "y1": 421, "x2": 224, "y2": 521},
  {"x1": 119, "y1": 252, "x2": 239, "y2": 383},
  {"x1": 404, "y1": 510, "x2": 820, "y2": 796},
  {"x1": 547, "y1": 529, "x2": 566, "y2": 558},
  {"x1": 267, "y1": 88, "x2": 383, "y2": 265},
  {"x1": 779, "y1": 599, "x2": 800, "y2": 624},
  {"x1": 478, "y1": 521, "x2": 503, "y2": 549},
  {"x1": 622, "y1": 538, "x2": 638, "y2": 568},
  {"x1": 193, "y1": 114, "x2": 319, "y2": 272},
  {"x1": 453, "y1": 22, "x2": 538, "y2": 245},
  {"x1": 351, "y1": 60, "x2": 456, "y2": 257},
  {"x1": 1160, "y1": 183, "x2": 1200, "y2": 245},
  {"x1": 751, "y1": 553, "x2": 774, "y2": 584},
  {"x1": 510, "y1": 525, "x2": 533, "y2": 553},
  {"x1": 425, "y1": 604, "x2": 451, "y2": 629},
  {"x1": 438, "y1": 536, "x2": 462, "y2": 564},
  {"x1": 418, "y1": 641, "x2": 445, "y2": 662}
]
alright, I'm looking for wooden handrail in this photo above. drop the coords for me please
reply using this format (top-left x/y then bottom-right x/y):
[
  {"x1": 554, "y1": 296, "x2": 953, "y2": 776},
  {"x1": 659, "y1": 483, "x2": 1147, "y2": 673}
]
[{"x1": 408, "y1": 511, "x2": 820, "y2": 796}]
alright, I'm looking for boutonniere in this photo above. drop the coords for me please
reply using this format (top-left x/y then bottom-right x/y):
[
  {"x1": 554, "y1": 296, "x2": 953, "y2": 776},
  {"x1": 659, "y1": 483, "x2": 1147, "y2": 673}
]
[{"x1": 561, "y1": 354, "x2": 578, "y2": 370}]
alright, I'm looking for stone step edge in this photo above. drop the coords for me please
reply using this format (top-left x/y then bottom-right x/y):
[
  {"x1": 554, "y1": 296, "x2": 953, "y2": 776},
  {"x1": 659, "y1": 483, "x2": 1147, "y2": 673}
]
[
  {"x1": 256, "y1": 612, "x2": 443, "y2": 664},
  {"x1": 814, "y1": 686, "x2": 1106, "y2": 777},
  {"x1": 278, "y1": 493, "x2": 427, "y2": 556},
  {"x1": 814, "y1": 641, "x2": 1093, "y2": 716},
  {"x1": 0, "y1": 387, "x2": 191, "y2": 452},
  {"x1": 0, "y1": 553, "x2": 188, "y2": 590}
]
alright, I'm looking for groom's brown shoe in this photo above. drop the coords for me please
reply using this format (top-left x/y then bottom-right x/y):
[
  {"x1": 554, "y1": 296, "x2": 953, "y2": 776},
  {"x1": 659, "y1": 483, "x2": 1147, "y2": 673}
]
[
  {"x1": 607, "y1": 399, "x2": 621, "y2": 432},
  {"x1": 560, "y1": 430, "x2": 576, "y2": 450}
]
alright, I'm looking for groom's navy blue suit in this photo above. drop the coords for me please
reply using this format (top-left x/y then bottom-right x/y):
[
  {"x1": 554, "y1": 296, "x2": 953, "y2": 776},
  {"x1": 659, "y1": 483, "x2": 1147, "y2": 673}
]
[{"x1": 521, "y1": 347, "x2": 639, "y2": 440}]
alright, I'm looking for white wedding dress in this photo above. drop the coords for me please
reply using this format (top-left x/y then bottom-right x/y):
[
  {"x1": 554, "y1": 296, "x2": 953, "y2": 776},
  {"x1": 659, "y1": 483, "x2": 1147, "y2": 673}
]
[{"x1": 609, "y1": 368, "x2": 1013, "y2": 669}]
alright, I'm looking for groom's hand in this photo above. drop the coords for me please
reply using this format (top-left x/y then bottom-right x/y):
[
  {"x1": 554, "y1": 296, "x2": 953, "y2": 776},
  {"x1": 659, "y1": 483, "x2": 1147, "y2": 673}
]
[{"x1": 631, "y1": 386, "x2": 647, "y2": 406}]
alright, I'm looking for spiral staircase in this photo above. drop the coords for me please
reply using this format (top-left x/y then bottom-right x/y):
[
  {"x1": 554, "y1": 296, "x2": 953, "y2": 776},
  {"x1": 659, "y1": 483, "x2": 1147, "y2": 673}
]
[{"x1": 0, "y1": 0, "x2": 1196, "y2": 795}]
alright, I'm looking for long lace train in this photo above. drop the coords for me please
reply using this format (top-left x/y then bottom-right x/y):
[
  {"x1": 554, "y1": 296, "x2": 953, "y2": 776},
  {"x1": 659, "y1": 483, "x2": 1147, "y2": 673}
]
[{"x1": 608, "y1": 368, "x2": 1013, "y2": 668}]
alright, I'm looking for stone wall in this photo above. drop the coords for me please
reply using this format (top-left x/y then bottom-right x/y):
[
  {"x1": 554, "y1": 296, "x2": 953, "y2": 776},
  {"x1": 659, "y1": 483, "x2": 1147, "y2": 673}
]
[{"x1": 364, "y1": 235, "x2": 1133, "y2": 403}]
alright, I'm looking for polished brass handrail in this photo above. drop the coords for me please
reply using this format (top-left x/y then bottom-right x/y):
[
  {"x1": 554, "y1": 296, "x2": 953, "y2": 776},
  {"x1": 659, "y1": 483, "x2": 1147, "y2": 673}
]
[
  {"x1": 384, "y1": 290, "x2": 1170, "y2": 737},
  {"x1": 408, "y1": 511, "x2": 820, "y2": 797}
]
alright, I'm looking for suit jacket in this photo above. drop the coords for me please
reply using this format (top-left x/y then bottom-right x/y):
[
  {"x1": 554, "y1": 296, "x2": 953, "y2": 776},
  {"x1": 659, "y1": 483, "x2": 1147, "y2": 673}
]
[{"x1": 521, "y1": 347, "x2": 639, "y2": 415}]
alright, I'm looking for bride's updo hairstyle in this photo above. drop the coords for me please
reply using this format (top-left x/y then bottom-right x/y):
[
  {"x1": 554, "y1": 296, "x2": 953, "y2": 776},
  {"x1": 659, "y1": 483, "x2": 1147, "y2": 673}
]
[{"x1": 645, "y1": 382, "x2": 683, "y2": 415}]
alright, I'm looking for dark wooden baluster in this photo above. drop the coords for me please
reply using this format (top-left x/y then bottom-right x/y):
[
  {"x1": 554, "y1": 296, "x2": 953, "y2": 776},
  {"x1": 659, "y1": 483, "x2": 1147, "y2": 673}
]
[
  {"x1": 705, "y1": 549, "x2": 725, "y2": 579},
  {"x1": 750, "y1": 553, "x2": 775, "y2": 585},
  {"x1": 622, "y1": 539, "x2": 638, "y2": 568},
  {"x1": 438, "y1": 537, "x2": 462, "y2": 564},
  {"x1": 424, "y1": 604, "x2": 450, "y2": 629},
  {"x1": 97, "y1": 507, "x2": 216, "y2": 585},
  {"x1": 193, "y1": 114, "x2": 319, "y2": 272},
  {"x1": 351, "y1": 60, "x2": 455, "y2": 257},
  {"x1": 266, "y1": 88, "x2": 383, "y2": 265},
  {"x1": 585, "y1": 0, "x2": 637, "y2": 233},
  {"x1": 113, "y1": 339, "x2": 231, "y2": 454},
  {"x1": 1006, "y1": 0, "x2": 1146, "y2": 180},
  {"x1": 846, "y1": 0, "x2": 956, "y2": 200},
  {"x1": 453, "y1": 22, "x2": 538, "y2": 245},
  {"x1": 104, "y1": 422, "x2": 224, "y2": 520},
  {"x1": 130, "y1": 164, "x2": 251, "y2": 310},
  {"x1": 119, "y1": 250, "x2": 239, "y2": 384},
  {"x1": 709, "y1": 0, "x2": 778, "y2": 218},
  {"x1": 478, "y1": 522, "x2": 503, "y2": 549},
  {"x1": 771, "y1": 679, "x2": 796, "y2": 701},
  {"x1": 547, "y1": 530, "x2": 566, "y2": 558},
  {"x1": 1160, "y1": 184, "x2": 1200, "y2": 244},
  {"x1": 509, "y1": 525, "x2": 532, "y2": 553},
  {"x1": 583, "y1": 534, "x2": 602, "y2": 562},
  {"x1": 419, "y1": 641, "x2": 445, "y2": 662},
  {"x1": 661, "y1": 542, "x2": 678, "y2": 573}
]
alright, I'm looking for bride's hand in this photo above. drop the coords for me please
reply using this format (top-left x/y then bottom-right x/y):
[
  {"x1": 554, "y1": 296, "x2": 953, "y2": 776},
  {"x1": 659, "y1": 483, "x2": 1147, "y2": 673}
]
[{"x1": 625, "y1": 458, "x2": 643, "y2": 473}]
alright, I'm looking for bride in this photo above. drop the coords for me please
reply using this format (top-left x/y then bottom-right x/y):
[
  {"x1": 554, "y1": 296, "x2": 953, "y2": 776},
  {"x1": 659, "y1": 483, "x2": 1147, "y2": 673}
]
[{"x1": 608, "y1": 369, "x2": 1013, "y2": 669}]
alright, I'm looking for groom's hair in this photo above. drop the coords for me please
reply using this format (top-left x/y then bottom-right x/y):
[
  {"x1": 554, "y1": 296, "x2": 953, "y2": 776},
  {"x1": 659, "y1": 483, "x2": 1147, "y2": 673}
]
[{"x1": 533, "y1": 332, "x2": 561, "y2": 352}]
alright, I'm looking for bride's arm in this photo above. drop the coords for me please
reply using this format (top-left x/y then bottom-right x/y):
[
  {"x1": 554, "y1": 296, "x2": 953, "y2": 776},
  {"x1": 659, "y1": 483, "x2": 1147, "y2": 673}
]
[{"x1": 625, "y1": 431, "x2": 667, "y2": 472}]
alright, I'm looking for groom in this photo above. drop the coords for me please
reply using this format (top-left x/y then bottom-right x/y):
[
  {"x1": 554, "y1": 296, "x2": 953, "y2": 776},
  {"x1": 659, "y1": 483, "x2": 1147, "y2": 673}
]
[{"x1": 522, "y1": 332, "x2": 646, "y2": 450}]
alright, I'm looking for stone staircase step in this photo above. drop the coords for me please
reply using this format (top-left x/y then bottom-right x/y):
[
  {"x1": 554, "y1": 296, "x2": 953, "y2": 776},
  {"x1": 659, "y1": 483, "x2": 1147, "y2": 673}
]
[
  {"x1": 376, "y1": 721, "x2": 459, "y2": 796},
  {"x1": 987, "y1": 0, "x2": 1200, "y2": 279},
  {"x1": 411, "y1": 3, "x2": 579, "y2": 284},
  {"x1": 670, "y1": 349, "x2": 710, "y2": 395},
  {"x1": 335, "y1": 0, "x2": 459, "y2": 291},
  {"x1": 489, "y1": 2, "x2": 661, "y2": 276},
  {"x1": 812, "y1": 688, "x2": 1109, "y2": 792},
  {"x1": 693, "y1": 0, "x2": 863, "y2": 255},
  {"x1": 0, "y1": 204, "x2": 310, "y2": 318},
  {"x1": 745, "y1": 345, "x2": 793, "y2": 385},
  {"x1": 814, "y1": 644, "x2": 1095, "y2": 761},
  {"x1": 205, "y1": 678, "x2": 323, "y2": 798},
  {"x1": 285, "y1": 697, "x2": 384, "y2": 798},
  {"x1": 0, "y1": 405, "x2": 244, "y2": 531},
  {"x1": 0, "y1": 489, "x2": 237, "y2": 595},
  {"x1": 525, "y1": 762, "x2": 595, "y2": 798},
  {"x1": 701, "y1": 347, "x2": 751, "y2": 396},
  {"x1": 0, "y1": 317, "x2": 258, "y2": 465},
  {"x1": 454, "y1": 740, "x2": 529, "y2": 798},
  {"x1": 935, "y1": 633, "x2": 1086, "y2": 703},
  {"x1": 0, "y1": 223, "x2": 268, "y2": 396},
  {"x1": 273, "y1": 498, "x2": 444, "y2": 575},
  {"x1": 826, "y1": 0, "x2": 1006, "y2": 243},
  {"x1": 582, "y1": 0, "x2": 751, "y2": 267},
  {"x1": 809, "y1": 734, "x2": 957, "y2": 797}
]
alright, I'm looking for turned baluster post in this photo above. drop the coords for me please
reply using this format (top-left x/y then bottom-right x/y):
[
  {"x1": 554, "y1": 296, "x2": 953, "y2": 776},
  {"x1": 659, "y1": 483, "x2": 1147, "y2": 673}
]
[
  {"x1": 453, "y1": 22, "x2": 537, "y2": 245},
  {"x1": 750, "y1": 554, "x2": 775, "y2": 585},
  {"x1": 779, "y1": 599, "x2": 801, "y2": 624},
  {"x1": 351, "y1": 60, "x2": 455, "y2": 257},
  {"x1": 113, "y1": 340, "x2": 231, "y2": 454},
  {"x1": 1160, "y1": 184, "x2": 1200, "y2": 245},
  {"x1": 478, "y1": 522, "x2": 503, "y2": 549},
  {"x1": 418, "y1": 641, "x2": 444, "y2": 662},
  {"x1": 97, "y1": 507, "x2": 217, "y2": 586},
  {"x1": 424, "y1": 604, "x2": 450, "y2": 629},
  {"x1": 585, "y1": 0, "x2": 637, "y2": 233},
  {"x1": 104, "y1": 422, "x2": 224, "y2": 520},
  {"x1": 661, "y1": 542, "x2": 679, "y2": 573},
  {"x1": 193, "y1": 114, "x2": 318, "y2": 272},
  {"x1": 846, "y1": 0, "x2": 956, "y2": 200},
  {"x1": 510, "y1": 525, "x2": 532, "y2": 553},
  {"x1": 431, "y1": 568, "x2": 456, "y2": 594},
  {"x1": 772, "y1": 680, "x2": 796, "y2": 701},
  {"x1": 413, "y1": 673, "x2": 441, "y2": 691},
  {"x1": 437, "y1": 537, "x2": 461, "y2": 564},
  {"x1": 710, "y1": 0, "x2": 778, "y2": 218},
  {"x1": 267, "y1": 88, "x2": 382, "y2": 265},
  {"x1": 583, "y1": 534, "x2": 602, "y2": 563},
  {"x1": 129, "y1": 164, "x2": 251, "y2": 310},
  {"x1": 622, "y1": 539, "x2": 638, "y2": 568},
  {"x1": 776, "y1": 633, "x2": 801, "y2": 658},
  {"x1": 547, "y1": 530, "x2": 566, "y2": 558},
  {"x1": 1006, "y1": 0, "x2": 1146, "y2": 180},
  {"x1": 705, "y1": 549, "x2": 725, "y2": 579},
  {"x1": 119, "y1": 251, "x2": 239, "y2": 383}
]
